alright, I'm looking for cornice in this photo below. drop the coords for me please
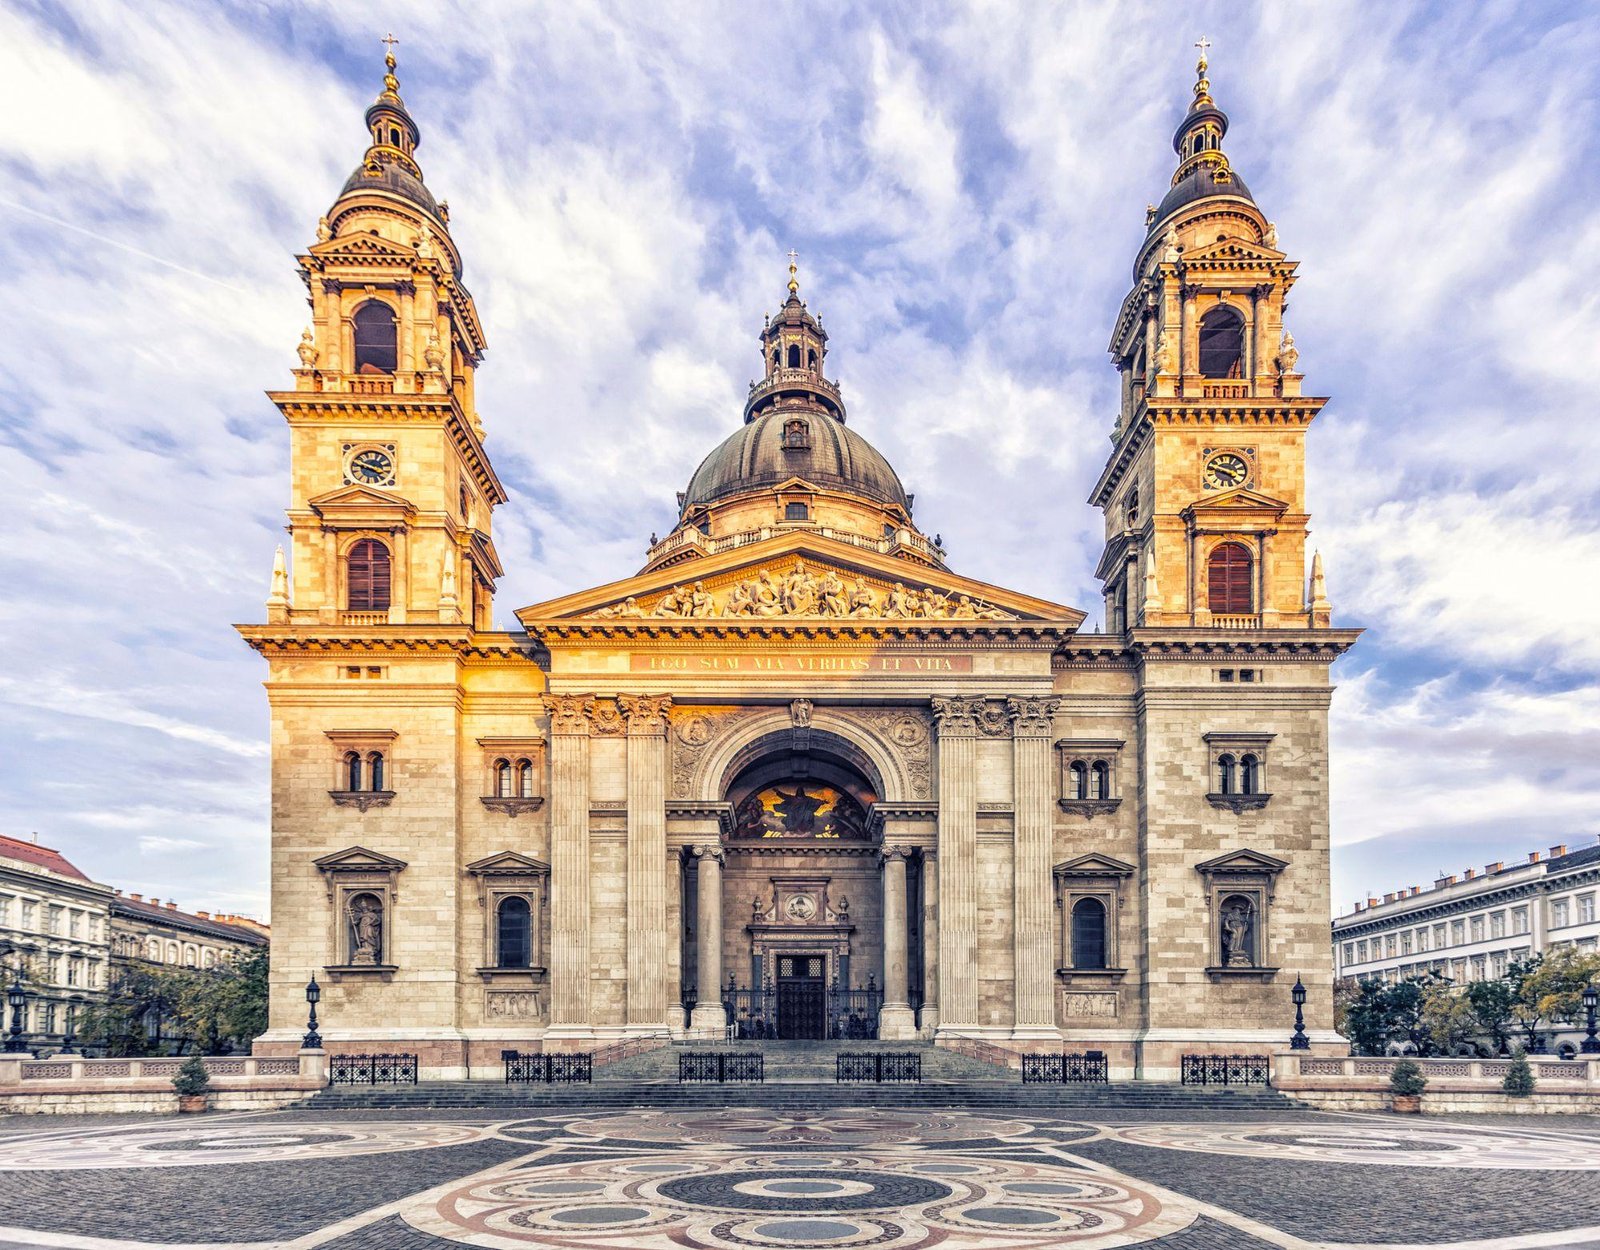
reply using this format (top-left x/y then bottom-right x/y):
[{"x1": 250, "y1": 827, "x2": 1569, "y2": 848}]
[
  {"x1": 1128, "y1": 627, "x2": 1362, "y2": 659},
  {"x1": 527, "y1": 620, "x2": 1073, "y2": 645},
  {"x1": 237, "y1": 625, "x2": 541, "y2": 660}
]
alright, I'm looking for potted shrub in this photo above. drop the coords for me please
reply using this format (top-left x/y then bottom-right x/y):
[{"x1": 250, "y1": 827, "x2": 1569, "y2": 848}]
[
  {"x1": 1388, "y1": 1057, "x2": 1426, "y2": 1113},
  {"x1": 172, "y1": 1054, "x2": 211, "y2": 1114},
  {"x1": 1502, "y1": 1049, "x2": 1536, "y2": 1098}
]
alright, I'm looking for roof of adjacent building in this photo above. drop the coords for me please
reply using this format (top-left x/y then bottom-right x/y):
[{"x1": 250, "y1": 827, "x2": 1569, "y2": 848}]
[
  {"x1": 0, "y1": 833, "x2": 92, "y2": 882},
  {"x1": 112, "y1": 894, "x2": 269, "y2": 947}
]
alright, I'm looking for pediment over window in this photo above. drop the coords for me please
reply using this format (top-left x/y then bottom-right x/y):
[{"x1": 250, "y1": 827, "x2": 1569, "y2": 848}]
[
  {"x1": 307, "y1": 230, "x2": 419, "y2": 264},
  {"x1": 1054, "y1": 852, "x2": 1136, "y2": 880},
  {"x1": 1178, "y1": 238, "x2": 1287, "y2": 266},
  {"x1": 1181, "y1": 487, "x2": 1289, "y2": 522},
  {"x1": 1195, "y1": 848, "x2": 1288, "y2": 877},
  {"x1": 464, "y1": 851, "x2": 550, "y2": 878},
  {"x1": 314, "y1": 845, "x2": 408, "y2": 874},
  {"x1": 308, "y1": 485, "x2": 416, "y2": 525}
]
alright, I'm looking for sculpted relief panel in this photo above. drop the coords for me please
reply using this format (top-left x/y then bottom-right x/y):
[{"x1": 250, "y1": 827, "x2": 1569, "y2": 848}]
[{"x1": 594, "y1": 559, "x2": 1016, "y2": 621}]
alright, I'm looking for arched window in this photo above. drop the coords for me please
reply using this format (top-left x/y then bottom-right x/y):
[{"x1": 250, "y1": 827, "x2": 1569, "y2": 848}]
[
  {"x1": 1217, "y1": 754, "x2": 1237, "y2": 795},
  {"x1": 147, "y1": 939, "x2": 160, "y2": 961},
  {"x1": 1207, "y1": 542, "x2": 1253, "y2": 614},
  {"x1": 516, "y1": 758, "x2": 535, "y2": 799},
  {"x1": 203, "y1": 949, "x2": 215, "y2": 968},
  {"x1": 388, "y1": 126, "x2": 400, "y2": 147},
  {"x1": 1071, "y1": 898, "x2": 1108, "y2": 970},
  {"x1": 1198, "y1": 306, "x2": 1245, "y2": 379},
  {"x1": 366, "y1": 751, "x2": 385, "y2": 792},
  {"x1": 346, "y1": 539, "x2": 392, "y2": 611},
  {"x1": 496, "y1": 896, "x2": 532, "y2": 968},
  {"x1": 344, "y1": 751, "x2": 363, "y2": 792},
  {"x1": 1220, "y1": 894, "x2": 1256, "y2": 967},
  {"x1": 806, "y1": 348, "x2": 817, "y2": 369},
  {"x1": 1240, "y1": 754, "x2": 1261, "y2": 795},
  {"x1": 1069, "y1": 761, "x2": 1088, "y2": 801},
  {"x1": 166, "y1": 942, "x2": 179, "y2": 964},
  {"x1": 1091, "y1": 760, "x2": 1110, "y2": 800},
  {"x1": 787, "y1": 344, "x2": 801, "y2": 368},
  {"x1": 771, "y1": 349, "x2": 779, "y2": 368},
  {"x1": 494, "y1": 759, "x2": 513, "y2": 798},
  {"x1": 184, "y1": 946, "x2": 197, "y2": 967},
  {"x1": 352, "y1": 302, "x2": 398, "y2": 374}
]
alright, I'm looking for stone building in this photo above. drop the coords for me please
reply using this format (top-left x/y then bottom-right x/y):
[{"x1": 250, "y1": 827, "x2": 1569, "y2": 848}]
[
  {"x1": 109, "y1": 893, "x2": 269, "y2": 972},
  {"x1": 242, "y1": 48, "x2": 1358, "y2": 1077},
  {"x1": 0, "y1": 834, "x2": 112, "y2": 1049}
]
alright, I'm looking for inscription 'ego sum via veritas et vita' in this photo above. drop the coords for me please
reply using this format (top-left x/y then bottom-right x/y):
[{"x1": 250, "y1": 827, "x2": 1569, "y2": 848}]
[{"x1": 629, "y1": 653, "x2": 973, "y2": 674}]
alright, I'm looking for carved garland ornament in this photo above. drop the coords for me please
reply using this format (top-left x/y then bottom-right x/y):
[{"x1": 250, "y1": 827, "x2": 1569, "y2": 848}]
[{"x1": 594, "y1": 559, "x2": 1017, "y2": 621}]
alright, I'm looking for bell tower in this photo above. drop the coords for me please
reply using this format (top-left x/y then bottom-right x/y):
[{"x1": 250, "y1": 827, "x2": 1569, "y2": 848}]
[
  {"x1": 267, "y1": 43, "x2": 505, "y2": 631},
  {"x1": 1091, "y1": 44, "x2": 1329, "y2": 633}
]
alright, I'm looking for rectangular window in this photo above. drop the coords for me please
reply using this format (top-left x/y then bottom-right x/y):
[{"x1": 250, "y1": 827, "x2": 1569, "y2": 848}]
[
  {"x1": 47, "y1": 906, "x2": 64, "y2": 935},
  {"x1": 0, "y1": 897, "x2": 9, "y2": 926},
  {"x1": 20, "y1": 902, "x2": 35, "y2": 930},
  {"x1": 1491, "y1": 951, "x2": 1507, "y2": 977},
  {"x1": 1357, "y1": 940, "x2": 1368, "y2": 961},
  {"x1": 1450, "y1": 919, "x2": 1465, "y2": 944},
  {"x1": 65, "y1": 959, "x2": 79, "y2": 987},
  {"x1": 1470, "y1": 916, "x2": 1484, "y2": 943},
  {"x1": 1552, "y1": 899, "x2": 1570, "y2": 928},
  {"x1": 1385, "y1": 935, "x2": 1397, "y2": 957},
  {"x1": 1400, "y1": 932, "x2": 1412, "y2": 954},
  {"x1": 1579, "y1": 895, "x2": 1596, "y2": 924},
  {"x1": 1218, "y1": 669, "x2": 1235, "y2": 682},
  {"x1": 1342, "y1": 942, "x2": 1354, "y2": 964},
  {"x1": 1470, "y1": 954, "x2": 1486, "y2": 980},
  {"x1": 1239, "y1": 668, "x2": 1256, "y2": 682},
  {"x1": 1432, "y1": 923, "x2": 1446, "y2": 948},
  {"x1": 69, "y1": 911, "x2": 82, "y2": 938},
  {"x1": 1512, "y1": 908, "x2": 1529, "y2": 935},
  {"x1": 1490, "y1": 911, "x2": 1505, "y2": 938},
  {"x1": 1416, "y1": 928, "x2": 1429, "y2": 952}
]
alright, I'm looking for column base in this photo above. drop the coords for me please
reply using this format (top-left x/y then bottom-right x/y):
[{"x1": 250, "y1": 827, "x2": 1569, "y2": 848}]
[
  {"x1": 878, "y1": 1005, "x2": 917, "y2": 1041},
  {"x1": 917, "y1": 1007, "x2": 940, "y2": 1039},
  {"x1": 689, "y1": 1004, "x2": 727, "y2": 1035}
]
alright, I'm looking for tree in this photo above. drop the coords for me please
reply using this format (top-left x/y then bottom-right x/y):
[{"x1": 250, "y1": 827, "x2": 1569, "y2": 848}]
[
  {"x1": 1389, "y1": 1057, "x2": 1427, "y2": 1096},
  {"x1": 78, "y1": 947, "x2": 270, "y2": 1056},
  {"x1": 1521, "y1": 946, "x2": 1600, "y2": 1029},
  {"x1": 1388, "y1": 974, "x2": 1445, "y2": 1056},
  {"x1": 1507, "y1": 956, "x2": 1547, "y2": 1052},
  {"x1": 1465, "y1": 977, "x2": 1518, "y2": 1055},
  {"x1": 1341, "y1": 977, "x2": 1397, "y2": 1056},
  {"x1": 1420, "y1": 980, "x2": 1477, "y2": 1055},
  {"x1": 1502, "y1": 1049, "x2": 1535, "y2": 1097}
]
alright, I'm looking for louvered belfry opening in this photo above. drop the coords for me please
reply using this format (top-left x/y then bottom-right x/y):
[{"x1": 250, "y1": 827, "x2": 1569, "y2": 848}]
[
  {"x1": 1198, "y1": 306, "x2": 1245, "y2": 379},
  {"x1": 346, "y1": 538, "x2": 392, "y2": 611},
  {"x1": 1207, "y1": 542, "x2": 1253, "y2": 614}
]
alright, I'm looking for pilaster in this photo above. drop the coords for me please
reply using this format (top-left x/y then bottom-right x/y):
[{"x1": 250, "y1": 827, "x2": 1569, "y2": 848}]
[
  {"x1": 1010, "y1": 695, "x2": 1060, "y2": 1036},
  {"x1": 547, "y1": 695, "x2": 592, "y2": 1034},
  {"x1": 919, "y1": 849, "x2": 940, "y2": 1035},
  {"x1": 621, "y1": 695, "x2": 672, "y2": 1029},
  {"x1": 932, "y1": 696, "x2": 981, "y2": 1031}
]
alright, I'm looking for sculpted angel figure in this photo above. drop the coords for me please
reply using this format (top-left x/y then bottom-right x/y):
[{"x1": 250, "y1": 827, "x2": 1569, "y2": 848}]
[{"x1": 847, "y1": 579, "x2": 878, "y2": 617}]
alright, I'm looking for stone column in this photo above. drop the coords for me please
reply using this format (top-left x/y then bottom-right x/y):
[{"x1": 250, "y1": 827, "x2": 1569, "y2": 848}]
[
  {"x1": 879, "y1": 847, "x2": 916, "y2": 1040},
  {"x1": 1011, "y1": 696, "x2": 1061, "y2": 1037},
  {"x1": 933, "y1": 697, "x2": 981, "y2": 1031},
  {"x1": 547, "y1": 695, "x2": 592, "y2": 1037},
  {"x1": 690, "y1": 845, "x2": 726, "y2": 1034},
  {"x1": 919, "y1": 850, "x2": 940, "y2": 1034},
  {"x1": 665, "y1": 849, "x2": 686, "y2": 1033},
  {"x1": 621, "y1": 695, "x2": 671, "y2": 1030}
]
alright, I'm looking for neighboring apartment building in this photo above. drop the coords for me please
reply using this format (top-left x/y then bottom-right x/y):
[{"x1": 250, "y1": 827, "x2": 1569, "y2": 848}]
[
  {"x1": 1333, "y1": 841, "x2": 1600, "y2": 989},
  {"x1": 0, "y1": 833, "x2": 114, "y2": 1048},
  {"x1": 109, "y1": 892, "x2": 270, "y2": 971}
]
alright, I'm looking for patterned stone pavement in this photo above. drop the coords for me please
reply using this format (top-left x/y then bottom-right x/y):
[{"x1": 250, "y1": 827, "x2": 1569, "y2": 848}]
[{"x1": 0, "y1": 1107, "x2": 1596, "y2": 1248}]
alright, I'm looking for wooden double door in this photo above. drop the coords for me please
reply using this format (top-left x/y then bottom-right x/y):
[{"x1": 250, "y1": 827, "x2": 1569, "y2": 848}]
[{"x1": 775, "y1": 954, "x2": 827, "y2": 1040}]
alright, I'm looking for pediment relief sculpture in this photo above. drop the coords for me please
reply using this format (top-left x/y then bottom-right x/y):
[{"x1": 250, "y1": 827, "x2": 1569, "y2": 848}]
[{"x1": 592, "y1": 559, "x2": 1016, "y2": 622}]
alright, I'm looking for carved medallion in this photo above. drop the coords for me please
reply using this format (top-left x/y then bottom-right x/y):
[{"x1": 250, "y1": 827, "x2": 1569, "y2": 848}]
[{"x1": 785, "y1": 894, "x2": 818, "y2": 922}]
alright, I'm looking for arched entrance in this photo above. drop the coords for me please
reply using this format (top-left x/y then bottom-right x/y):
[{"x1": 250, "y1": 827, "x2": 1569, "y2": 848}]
[{"x1": 693, "y1": 730, "x2": 888, "y2": 1040}]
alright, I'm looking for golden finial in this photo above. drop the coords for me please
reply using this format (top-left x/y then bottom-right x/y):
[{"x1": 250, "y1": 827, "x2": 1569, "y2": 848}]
[
  {"x1": 381, "y1": 32, "x2": 400, "y2": 95},
  {"x1": 1192, "y1": 35, "x2": 1213, "y2": 106},
  {"x1": 786, "y1": 249, "x2": 800, "y2": 295}
]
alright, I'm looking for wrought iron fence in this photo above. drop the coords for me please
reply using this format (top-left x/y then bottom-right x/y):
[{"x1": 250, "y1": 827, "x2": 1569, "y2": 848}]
[
  {"x1": 723, "y1": 987, "x2": 778, "y2": 1040},
  {"x1": 720, "y1": 981, "x2": 885, "y2": 1040},
  {"x1": 678, "y1": 1051, "x2": 765, "y2": 1083},
  {"x1": 1180, "y1": 1053, "x2": 1269, "y2": 1086},
  {"x1": 504, "y1": 1052, "x2": 592, "y2": 1084},
  {"x1": 329, "y1": 1053, "x2": 418, "y2": 1085},
  {"x1": 828, "y1": 985, "x2": 883, "y2": 1040},
  {"x1": 1021, "y1": 1052, "x2": 1109, "y2": 1084},
  {"x1": 836, "y1": 1051, "x2": 922, "y2": 1083}
]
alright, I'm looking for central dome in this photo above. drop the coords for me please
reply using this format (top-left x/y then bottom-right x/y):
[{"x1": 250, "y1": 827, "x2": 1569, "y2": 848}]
[{"x1": 682, "y1": 407, "x2": 911, "y2": 513}]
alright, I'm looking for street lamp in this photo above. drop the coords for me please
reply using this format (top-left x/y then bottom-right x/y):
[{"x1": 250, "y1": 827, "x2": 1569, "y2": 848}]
[
  {"x1": 1290, "y1": 974, "x2": 1310, "y2": 1051},
  {"x1": 302, "y1": 975, "x2": 323, "y2": 1050},
  {"x1": 1582, "y1": 983, "x2": 1599, "y2": 1056},
  {"x1": 4, "y1": 976, "x2": 27, "y2": 1054}
]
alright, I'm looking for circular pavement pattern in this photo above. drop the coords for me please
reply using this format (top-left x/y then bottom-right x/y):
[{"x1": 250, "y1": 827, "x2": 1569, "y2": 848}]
[
  {"x1": 552, "y1": 1108, "x2": 1040, "y2": 1147},
  {"x1": 1108, "y1": 1122, "x2": 1600, "y2": 1171},
  {"x1": 0, "y1": 1120, "x2": 495, "y2": 1171},
  {"x1": 404, "y1": 1145, "x2": 1192, "y2": 1248}
]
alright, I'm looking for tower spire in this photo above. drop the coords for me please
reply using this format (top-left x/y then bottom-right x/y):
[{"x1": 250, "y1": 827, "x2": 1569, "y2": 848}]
[{"x1": 787, "y1": 249, "x2": 800, "y2": 297}]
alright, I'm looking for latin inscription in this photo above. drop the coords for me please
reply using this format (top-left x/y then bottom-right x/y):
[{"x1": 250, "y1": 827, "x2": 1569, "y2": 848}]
[{"x1": 630, "y1": 653, "x2": 974, "y2": 674}]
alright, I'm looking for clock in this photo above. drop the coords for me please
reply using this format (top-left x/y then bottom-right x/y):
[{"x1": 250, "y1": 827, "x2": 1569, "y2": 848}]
[
  {"x1": 349, "y1": 448, "x2": 395, "y2": 485},
  {"x1": 1204, "y1": 452, "x2": 1249, "y2": 490}
]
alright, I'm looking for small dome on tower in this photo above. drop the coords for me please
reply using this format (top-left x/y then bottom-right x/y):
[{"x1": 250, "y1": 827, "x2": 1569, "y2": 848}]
[{"x1": 1148, "y1": 41, "x2": 1257, "y2": 235}]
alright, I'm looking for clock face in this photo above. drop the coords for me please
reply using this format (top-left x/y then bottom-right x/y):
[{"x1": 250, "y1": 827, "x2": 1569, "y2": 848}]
[
  {"x1": 350, "y1": 449, "x2": 394, "y2": 485},
  {"x1": 1204, "y1": 452, "x2": 1249, "y2": 490}
]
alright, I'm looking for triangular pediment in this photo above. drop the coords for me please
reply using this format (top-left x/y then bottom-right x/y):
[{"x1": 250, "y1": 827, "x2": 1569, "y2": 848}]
[
  {"x1": 1180, "y1": 238, "x2": 1287, "y2": 266},
  {"x1": 307, "y1": 230, "x2": 417, "y2": 263},
  {"x1": 1196, "y1": 848, "x2": 1288, "y2": 876},
  {"x1": 465, "y1": 851, "x2": 550, "y2": 876},
  {"x1": 1055, "y1": 852, "x2": 1136, "y2": 878},
  {"x1": 1183, "y1": 486, "x2": 1289, "y2": 516},
  {"x1": 314, "y1": 845, "x2": 408, "y2": 873},
  {"x1": 515, "y1": 531, "x2": 1083, "y2": 629},
  {"x1": 308, "y1": 484, "x2": 416, "y2": 518}
]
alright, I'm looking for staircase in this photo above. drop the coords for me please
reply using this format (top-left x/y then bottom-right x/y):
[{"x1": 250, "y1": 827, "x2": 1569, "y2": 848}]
[{"x1": 301, "y1": 1040, "x2": 1303, "y2": 1112}]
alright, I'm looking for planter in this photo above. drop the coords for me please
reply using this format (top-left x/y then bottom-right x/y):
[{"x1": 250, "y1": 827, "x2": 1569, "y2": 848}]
[
  {"x1": 1391, "y1": 1094, "x2": 1421, "y2": 1114},
  {"x1": 177, "y1": 1094, "x2": 208, "y2": 1114}
]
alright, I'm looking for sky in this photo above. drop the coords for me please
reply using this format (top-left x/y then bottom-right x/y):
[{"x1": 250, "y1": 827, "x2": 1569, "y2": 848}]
[{"x1": 1, "y1": 1, "x2": 1597, "y2": 923}]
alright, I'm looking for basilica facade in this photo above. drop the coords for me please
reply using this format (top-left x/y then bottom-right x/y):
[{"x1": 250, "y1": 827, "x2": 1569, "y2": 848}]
[{"x1": 242, "y1": 48, "x2": 1358, "y2": 1077}]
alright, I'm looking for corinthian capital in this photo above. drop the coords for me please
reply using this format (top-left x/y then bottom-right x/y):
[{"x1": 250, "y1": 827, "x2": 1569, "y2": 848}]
[
  {"x1": 1006, "y1": 695, "x2": 1061, "y2": 738},
  {"x1": 620, "y1": 694, "x2": 673, "y2": 735},
  {"x1": 930, "y1": 695, "x2": 983, "y2": 737},
  {"x1": 549, "y1": 694, "x2": 592, "y2": 735}
]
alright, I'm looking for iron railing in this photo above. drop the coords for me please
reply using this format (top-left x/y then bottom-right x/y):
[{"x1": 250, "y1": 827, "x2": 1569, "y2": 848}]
[
  {"x1": 724, "y1": 987, "x2": 777, "y2": 1040},
  {"x1": 1180, "y1": 1053, "x2": 1270, "y2": 1086},
  {"x1": 1022, "y1": 1052, "x2": 1110, "y2": 1084},
  {"x1": 328, "y1": 1053, "x2": 417, "y2": 1085},
  {"x1": 829, "y1": 986, "x2": 882, "y2": 1039},
  {"x1": 504, "y1": 1052, "x2": 592, "y2": 1084},
  {"x1": 678, "y1": 1051, "x2": 764, "y2": 1083},
  {"x1": 720, "y1": 981, "x2": 885, "y2": 1040},
  {"x1": 836, "y1": 1051, "x2": 921, "y2": 1083}
]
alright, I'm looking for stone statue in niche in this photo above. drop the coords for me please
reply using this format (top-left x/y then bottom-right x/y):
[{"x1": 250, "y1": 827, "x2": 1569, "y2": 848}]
[
  {"x1": 348, "y1": 894, "x2": 383, "y2": 966},
  {"x1": 1221, "y1": 898, "x2": 1255, "y2": 967}
]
